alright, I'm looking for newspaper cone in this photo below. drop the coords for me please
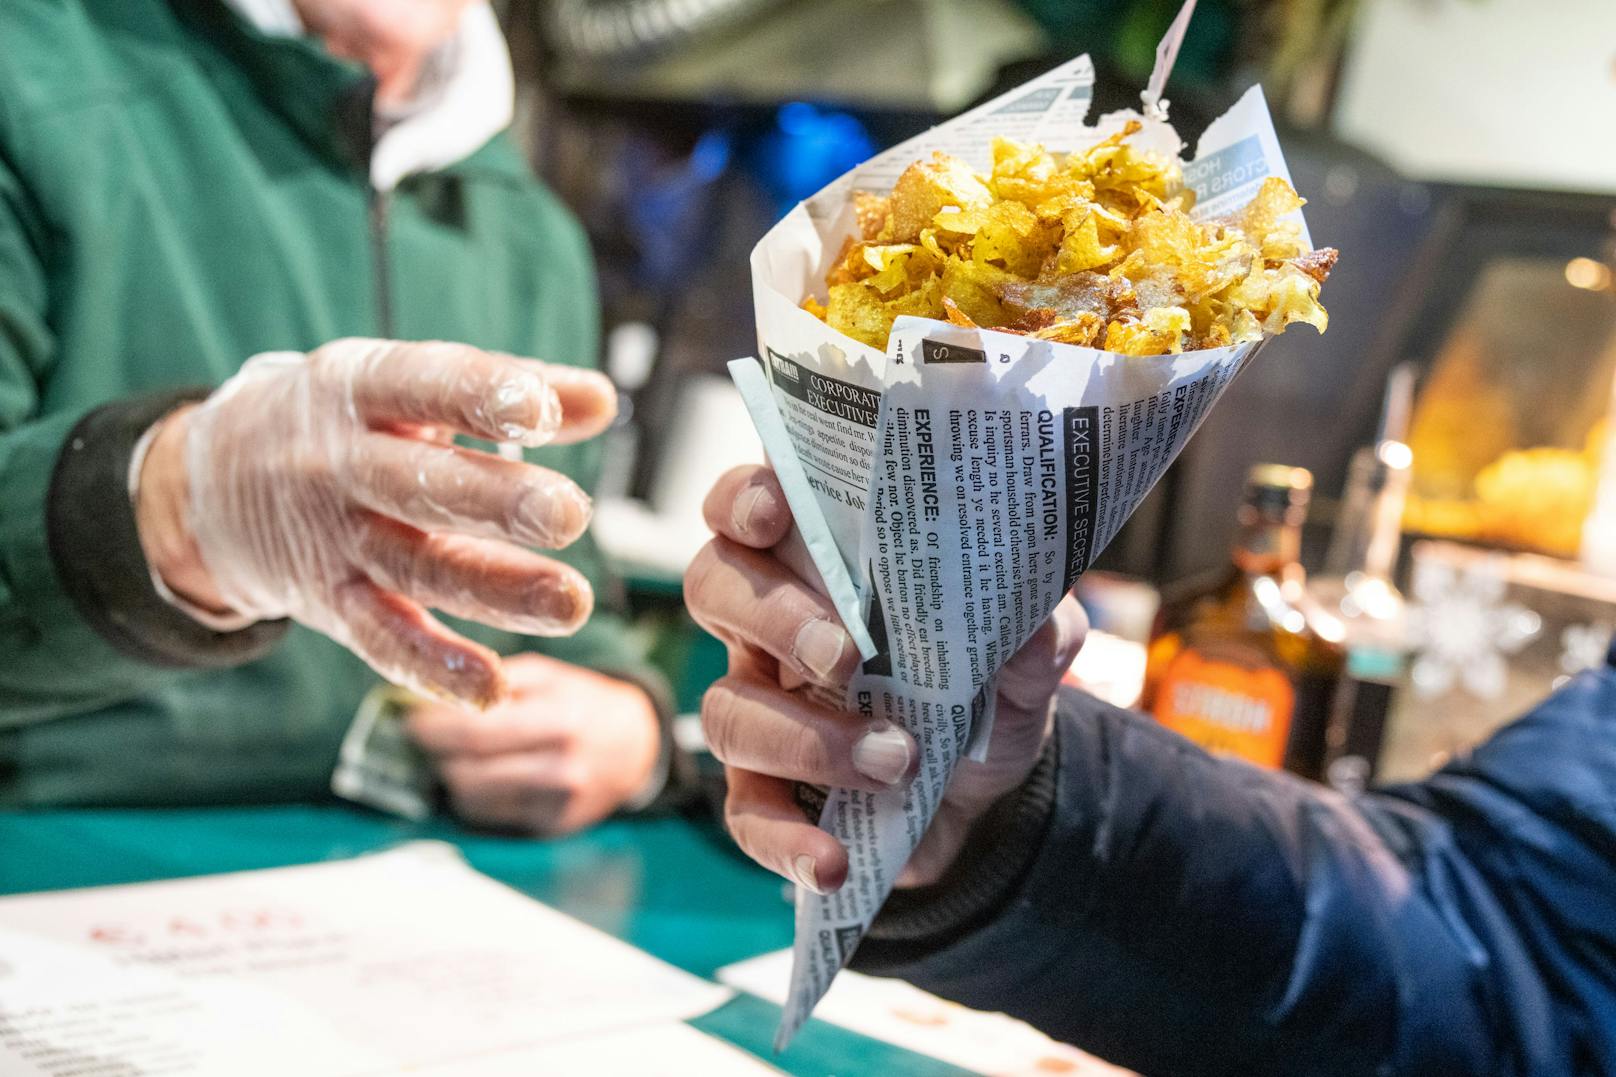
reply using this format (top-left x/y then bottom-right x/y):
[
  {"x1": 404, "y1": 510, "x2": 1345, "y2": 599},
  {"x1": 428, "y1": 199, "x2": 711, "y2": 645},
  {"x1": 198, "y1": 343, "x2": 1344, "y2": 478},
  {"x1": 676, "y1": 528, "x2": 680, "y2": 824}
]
[{"x1": 733, "y1": 45, "x2": 1314, "y2": 1049}]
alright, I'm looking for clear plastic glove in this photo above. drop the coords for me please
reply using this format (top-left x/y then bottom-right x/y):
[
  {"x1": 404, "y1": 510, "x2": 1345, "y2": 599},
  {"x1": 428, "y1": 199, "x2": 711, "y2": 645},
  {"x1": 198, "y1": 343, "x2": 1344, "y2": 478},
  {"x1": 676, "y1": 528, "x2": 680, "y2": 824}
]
[{"x1": 139, "y1": 339, "x2": 616, "y2": 707}]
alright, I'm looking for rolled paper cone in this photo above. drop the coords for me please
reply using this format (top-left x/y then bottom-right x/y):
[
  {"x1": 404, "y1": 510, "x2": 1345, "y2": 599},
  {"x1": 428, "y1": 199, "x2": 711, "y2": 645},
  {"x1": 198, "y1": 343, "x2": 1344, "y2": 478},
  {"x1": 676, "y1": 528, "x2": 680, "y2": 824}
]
[{"x1": 735, "y1": 48, "x2": 1312, "y2": 1049}]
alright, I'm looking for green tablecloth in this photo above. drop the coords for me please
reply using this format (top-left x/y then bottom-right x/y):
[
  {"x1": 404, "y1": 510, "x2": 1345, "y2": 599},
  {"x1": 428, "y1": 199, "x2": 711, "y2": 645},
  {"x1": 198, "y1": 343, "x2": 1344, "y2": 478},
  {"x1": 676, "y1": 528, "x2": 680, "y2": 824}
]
[{"x1": 0, "y1": 806, "x2": 967, "y2": 1077}]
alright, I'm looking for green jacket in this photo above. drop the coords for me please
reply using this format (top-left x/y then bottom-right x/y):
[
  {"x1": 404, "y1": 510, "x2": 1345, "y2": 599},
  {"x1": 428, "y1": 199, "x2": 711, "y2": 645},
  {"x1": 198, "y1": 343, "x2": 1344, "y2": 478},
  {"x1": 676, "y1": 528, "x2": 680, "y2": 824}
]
[{"x1": 0, "y1": 0, "x2": 656, "y2": 806}]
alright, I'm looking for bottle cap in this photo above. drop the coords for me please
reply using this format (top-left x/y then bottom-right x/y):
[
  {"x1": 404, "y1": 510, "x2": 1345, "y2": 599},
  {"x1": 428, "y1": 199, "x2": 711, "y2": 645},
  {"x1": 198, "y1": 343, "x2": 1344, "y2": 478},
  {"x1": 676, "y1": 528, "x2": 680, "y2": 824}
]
[
  {"x1": 1248, "y1": 463, "x2": 1313, "y2": 492},
  {"x1": 1244, "y1": 464, "x2": 1313, "y2": 520}
]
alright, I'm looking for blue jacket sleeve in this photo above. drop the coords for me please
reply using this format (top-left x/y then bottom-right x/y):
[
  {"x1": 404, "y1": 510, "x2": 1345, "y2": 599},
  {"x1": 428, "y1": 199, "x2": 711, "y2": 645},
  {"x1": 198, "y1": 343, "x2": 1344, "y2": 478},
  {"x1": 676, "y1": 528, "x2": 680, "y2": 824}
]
[{"x1": 852, "y1": 665, "x2": 1616, "y2": 1076}]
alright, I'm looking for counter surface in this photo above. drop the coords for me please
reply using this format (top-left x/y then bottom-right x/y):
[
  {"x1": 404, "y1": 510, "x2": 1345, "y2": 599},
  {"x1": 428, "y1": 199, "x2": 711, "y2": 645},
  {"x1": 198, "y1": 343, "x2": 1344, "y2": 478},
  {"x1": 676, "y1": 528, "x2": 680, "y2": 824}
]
[{"x1": 0, "y1": 805, "x2": 969, "y2": 1076}]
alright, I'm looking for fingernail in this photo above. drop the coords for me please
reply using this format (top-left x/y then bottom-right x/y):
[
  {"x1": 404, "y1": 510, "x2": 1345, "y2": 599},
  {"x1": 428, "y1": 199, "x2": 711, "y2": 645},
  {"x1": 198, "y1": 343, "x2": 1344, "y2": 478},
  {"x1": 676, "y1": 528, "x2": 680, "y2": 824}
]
[
  {"x1": 792, "y1": 619, "x2": 850, "y2": 681},
  {"x1": 517, "y1": 483, "x2": 592, "y2": 547},
  {"x1": 492, "y1": 373, "x2": 560, "y2": 444},
  {"x1": 792, "y1": 854, "x2": 823, "y2": 894},
  {"x1": 731, "y1": 484, "x2": 767, "y2": 537},
  {"x1": 1052, "y1": 626, "x2": 1073, "y2": 671},
  {"x1": 529, "y1": 571, "x2": 591, "y2": 630},
  {"x1": 852, "y1": 722, "x2": 912, "y2": 787}
]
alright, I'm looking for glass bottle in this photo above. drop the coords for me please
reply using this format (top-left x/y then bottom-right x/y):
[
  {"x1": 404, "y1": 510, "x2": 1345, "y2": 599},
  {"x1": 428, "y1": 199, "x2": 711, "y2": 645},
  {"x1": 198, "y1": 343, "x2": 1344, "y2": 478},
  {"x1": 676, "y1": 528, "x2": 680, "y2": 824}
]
[
  {"x1": 1141, "y1": 465, "x2": 1345, "y2": 779},
  {"x1": 1312, "y1": 437, "x2": 1414, "y2": 794}
]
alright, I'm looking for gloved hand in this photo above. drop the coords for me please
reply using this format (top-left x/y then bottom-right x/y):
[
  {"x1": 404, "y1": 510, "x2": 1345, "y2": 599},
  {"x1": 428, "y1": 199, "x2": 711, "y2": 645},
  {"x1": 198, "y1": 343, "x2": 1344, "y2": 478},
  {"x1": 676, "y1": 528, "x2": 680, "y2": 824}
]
[
  {"x1": 136, "y1": 338, "x2": 616, "y2": 707},
  {"x1": 684, "y1": 464, "x2": 1087, "y2": 894}
]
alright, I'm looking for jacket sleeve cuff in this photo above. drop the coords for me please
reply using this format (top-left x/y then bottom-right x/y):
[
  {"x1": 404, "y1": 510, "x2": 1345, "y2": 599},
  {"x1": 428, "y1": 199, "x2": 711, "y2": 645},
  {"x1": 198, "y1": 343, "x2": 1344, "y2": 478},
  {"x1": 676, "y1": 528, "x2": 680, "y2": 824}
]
[
  {"x1": 857, "y1": 721, "x2": 1060, "y2": 958},
  {"x1": 47, "y1": 388, "x2": 290, "y2": 669}
]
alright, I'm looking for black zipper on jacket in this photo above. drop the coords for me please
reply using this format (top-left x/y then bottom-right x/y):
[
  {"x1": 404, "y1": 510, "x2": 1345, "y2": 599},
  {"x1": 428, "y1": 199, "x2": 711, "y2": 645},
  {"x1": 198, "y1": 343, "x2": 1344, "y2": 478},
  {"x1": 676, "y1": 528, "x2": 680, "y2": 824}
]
[
  {"x1": 368, "y1": 185, "x2": 394, "y2": 338},
  {"x1": 344, "y1": 76, "x2": 395, "y2": 339}
]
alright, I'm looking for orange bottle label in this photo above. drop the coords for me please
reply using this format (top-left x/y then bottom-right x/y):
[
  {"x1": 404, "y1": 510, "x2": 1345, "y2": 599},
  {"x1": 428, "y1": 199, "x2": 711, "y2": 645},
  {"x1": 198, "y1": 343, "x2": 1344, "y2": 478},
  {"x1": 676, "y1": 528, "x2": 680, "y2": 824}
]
[{"x1": 1151, "y1": 650, "x2": 1297, "y2": 768}]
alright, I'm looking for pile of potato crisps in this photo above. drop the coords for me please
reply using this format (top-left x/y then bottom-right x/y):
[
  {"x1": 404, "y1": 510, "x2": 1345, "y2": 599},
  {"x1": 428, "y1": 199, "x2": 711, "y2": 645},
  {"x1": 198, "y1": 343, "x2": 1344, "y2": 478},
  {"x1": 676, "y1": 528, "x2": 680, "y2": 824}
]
[
  {"x1": 1403, "y1": 422, "x2": 1609, "y2": 557},
  {"x1": 804, "y1": 122, "x2": 1336, "y2": 355}
]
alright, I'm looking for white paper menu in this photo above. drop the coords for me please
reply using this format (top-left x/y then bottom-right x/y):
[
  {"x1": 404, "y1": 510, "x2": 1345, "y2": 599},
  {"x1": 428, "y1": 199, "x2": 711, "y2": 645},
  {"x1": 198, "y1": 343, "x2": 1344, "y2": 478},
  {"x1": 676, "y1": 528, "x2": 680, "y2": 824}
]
[{"x1": 0, "y1": 842, "x2": 738, "y2": 1076}]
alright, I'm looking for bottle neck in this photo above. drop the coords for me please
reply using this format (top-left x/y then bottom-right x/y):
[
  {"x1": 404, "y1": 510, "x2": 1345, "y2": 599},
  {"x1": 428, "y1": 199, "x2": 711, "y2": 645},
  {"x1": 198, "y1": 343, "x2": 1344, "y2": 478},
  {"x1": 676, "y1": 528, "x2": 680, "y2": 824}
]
[
  {"x1": 1324, "y1": 443, "x2": 1410, "y2": 581},
  {"x1": 1233, "y1": 520, "x2": 1302, "y2": 577}
]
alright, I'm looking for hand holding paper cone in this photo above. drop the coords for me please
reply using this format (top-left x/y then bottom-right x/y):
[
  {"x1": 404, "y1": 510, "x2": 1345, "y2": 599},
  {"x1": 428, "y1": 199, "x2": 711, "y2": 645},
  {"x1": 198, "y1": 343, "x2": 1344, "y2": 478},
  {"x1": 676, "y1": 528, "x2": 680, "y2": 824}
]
[{"x1": 687, "y1": 464, "x2": 1087, "y2": 893}]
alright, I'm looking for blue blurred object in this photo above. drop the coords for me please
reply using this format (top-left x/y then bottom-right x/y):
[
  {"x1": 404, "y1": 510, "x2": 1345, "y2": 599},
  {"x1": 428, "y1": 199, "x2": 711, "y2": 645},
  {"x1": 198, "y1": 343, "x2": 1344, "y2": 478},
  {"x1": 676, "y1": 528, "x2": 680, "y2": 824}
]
[
  {"x1": 751, "y1": 102, "x2": 877, "y2": 217},
  {"x1": 616, "y1": 102, "x2": 875, "y2": 292},
  {"x1": 687, "y1": 127, "x2": 734, "y2": 183},
  {"x1": 626, "y1": 128, "x2": 735, "y2": 286}
]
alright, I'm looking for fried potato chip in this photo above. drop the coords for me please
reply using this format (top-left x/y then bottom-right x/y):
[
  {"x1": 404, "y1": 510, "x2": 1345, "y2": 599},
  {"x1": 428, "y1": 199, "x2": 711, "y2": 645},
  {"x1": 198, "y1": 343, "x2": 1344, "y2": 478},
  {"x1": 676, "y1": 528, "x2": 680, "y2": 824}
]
[
  {"x1": 1144, "y1": 305, "x2": 1193, "y2": 351},
  {"x1": 1055, "y1": 211, "x2": 1119, "y2": 275},
  {"x1": 812, "y1": 127, "x2": 1335, "y2": 355},
  {"x1": 972, "y1": 201, "x2": 1056, "y2": 278},
  {"x1": 932, "y1": 206, "x2": 986, "y2": 237},
  {"x1": 942, "y1": 296, "x2": 979, "y2": 328},
  {"x1": 989, "y1": 138, "x2": 1057, "y2": 202},
  {"x1": 863, "y1": 244, "x2": 933, "y2": 296},
  {"x1": 1240, "y1": 176, "x2": 1305, "y2": 239},
  {"x1": 1104, "y1": 306, "x2": 1192, "y2": 355},
  {"x1": 940, "y1": 259, "x2": 1020, "y2": 329},
  {"x1": 997, "y1": 271, "x2": 1136, "y2": 326},
  {"x1": 825, "y1": 282, "x2": 893, "y2": 348},
  {"x1": 1234, "y1": 263, "x2": 1328, "y2": 335},
  {"x1": 825, "y1": 237, "x2": 870, "y2": 287},
  {"x1": 853, "y1": 190, "x2": 890, "y2": 241},
  {"x1": 1293, "y1": 247, "x2": 1339, "y2": 284},
  {"x1": 882, "y1": 153, "x2": 993, "y2": 244},
  {"x1": 1032, "y1": 311, "x2": 1104, "y2": 347},
  {"x1": 1200, "y1": 321, "x2": 1233, "y2": 349}
]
